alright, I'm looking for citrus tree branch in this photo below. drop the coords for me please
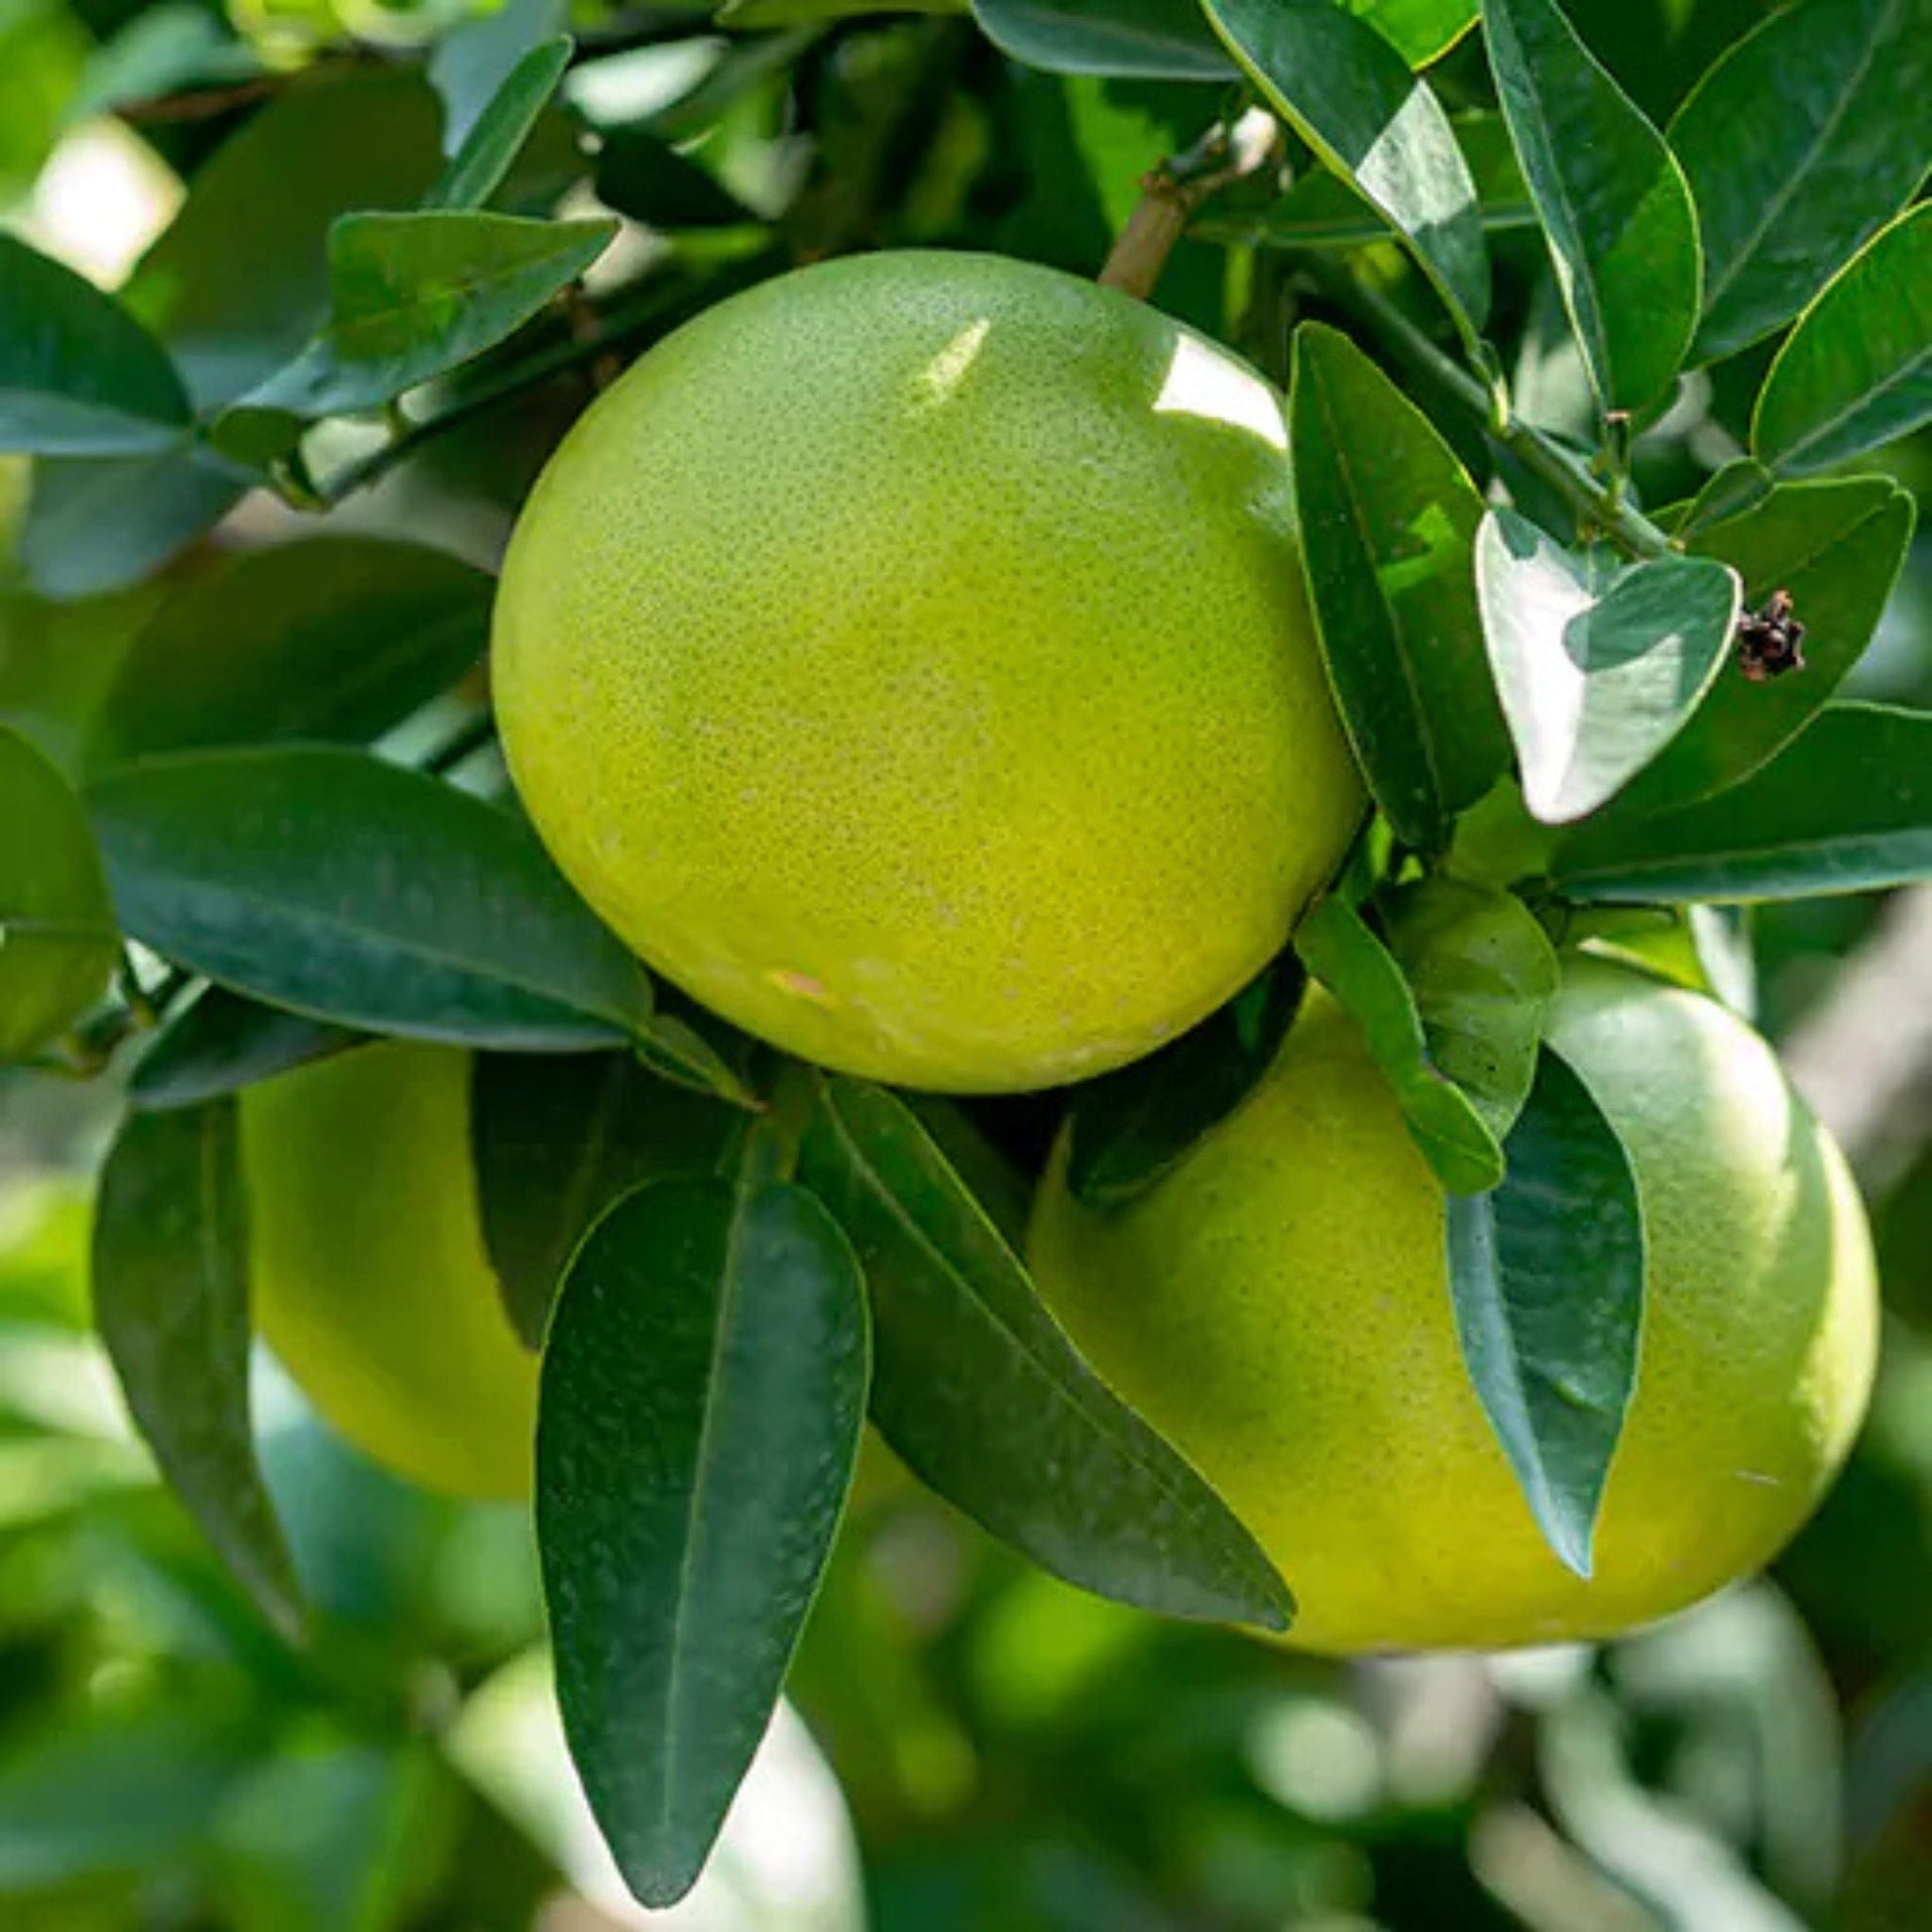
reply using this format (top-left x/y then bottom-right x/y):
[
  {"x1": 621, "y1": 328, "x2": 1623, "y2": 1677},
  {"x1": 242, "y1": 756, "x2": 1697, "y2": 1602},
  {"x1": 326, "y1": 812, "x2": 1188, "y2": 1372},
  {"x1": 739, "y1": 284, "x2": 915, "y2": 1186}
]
[
  {"x1": 1313, "y1": 268, "x2": 1676, "y2": 562},
  {"x1": 1099, "y1": 110, "x2": 1279, "y2": 302}
]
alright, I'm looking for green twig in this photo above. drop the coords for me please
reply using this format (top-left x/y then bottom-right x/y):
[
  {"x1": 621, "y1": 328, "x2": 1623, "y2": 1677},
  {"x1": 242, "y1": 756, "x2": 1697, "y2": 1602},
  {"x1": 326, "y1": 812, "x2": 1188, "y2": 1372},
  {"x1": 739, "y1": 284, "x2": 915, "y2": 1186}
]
[{"x1": 1324, "y1": 271, "x2": 1675, "y2": 560}]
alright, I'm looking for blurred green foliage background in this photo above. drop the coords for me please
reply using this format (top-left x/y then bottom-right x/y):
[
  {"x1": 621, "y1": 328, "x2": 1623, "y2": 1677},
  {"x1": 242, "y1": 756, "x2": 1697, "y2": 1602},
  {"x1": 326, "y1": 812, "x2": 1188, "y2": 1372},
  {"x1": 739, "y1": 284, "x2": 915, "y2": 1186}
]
[{"x1": 2, "y1": 0, "x2": 1929, "y2": 1925}]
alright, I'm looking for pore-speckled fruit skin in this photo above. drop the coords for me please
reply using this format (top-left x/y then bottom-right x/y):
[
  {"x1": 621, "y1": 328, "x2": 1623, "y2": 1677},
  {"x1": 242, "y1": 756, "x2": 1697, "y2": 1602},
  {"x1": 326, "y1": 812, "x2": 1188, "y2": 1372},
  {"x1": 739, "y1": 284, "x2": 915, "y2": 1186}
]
[
  {"x1": 240, "y1": 1043, "x2": 536, "y2": 1501},
  {"x1": 1028, "y1": 958, "x2": 1878, "y2": 1653},
  {"x1": 492, "y1": 250, "x2": 1362, "y2": 1093}
]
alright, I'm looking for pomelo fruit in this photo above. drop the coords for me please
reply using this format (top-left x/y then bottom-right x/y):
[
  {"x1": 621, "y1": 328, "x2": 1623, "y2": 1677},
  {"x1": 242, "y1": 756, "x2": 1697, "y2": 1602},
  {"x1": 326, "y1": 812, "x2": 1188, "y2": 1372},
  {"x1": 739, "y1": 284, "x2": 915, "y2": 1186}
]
[
  {"x1": 240, "y1": 1041, "x2": 536, "y2": 1500},
  {"x1": 492, "y1": 250, "x2": 1362, "y2": 1093},
  {"x1": 1028, "y1": 956, "x2": 1879, "y2": 1652}
]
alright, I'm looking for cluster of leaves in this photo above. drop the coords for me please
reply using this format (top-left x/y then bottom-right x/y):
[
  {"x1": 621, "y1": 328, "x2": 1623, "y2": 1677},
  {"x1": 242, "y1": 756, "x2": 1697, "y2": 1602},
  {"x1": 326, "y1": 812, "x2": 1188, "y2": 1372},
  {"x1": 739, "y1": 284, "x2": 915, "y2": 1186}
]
[{"x1": 2, "y1": 0, "x2": 1929, "y2": 1912}]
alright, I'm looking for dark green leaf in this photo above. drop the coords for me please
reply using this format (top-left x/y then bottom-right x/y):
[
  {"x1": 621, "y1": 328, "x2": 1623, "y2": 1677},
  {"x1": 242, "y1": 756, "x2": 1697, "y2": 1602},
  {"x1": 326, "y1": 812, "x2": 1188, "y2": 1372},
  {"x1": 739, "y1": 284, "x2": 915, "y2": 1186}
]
[
  {"x1": 125, "y1": 66, "x2": 445, "y2": 407},
  {"x1": 1206, "y1": 0, "x2": 1489, "y2": 341},
  {"x1": 1672, "y1": 456, "x2": 1772, "y2": 539},
  {"x1": 1290, "y1": 323, "x2": 1505, "y2": 848},
  {"x1": 430, "y1": 0, "x2": 570, "y2": 153},
  {"x1": 0, "y1": 233, "x2": 191, "y2": 455},
  {"x1": 1671, "y1": 0, "x2": 1932, "y2": 363},
  {"x1": 972, "y1": 0, "x2": 1237, "y2": 79},
  {"x1": 1483, "y1": 0, "x2": 1701, "y2": 408},
  {"x1": 1609, "y1": 479, "x2": 1915, "y2": 812},
  {"x1": 539, "y1": 1177, "x2": 867, "y2": 1908},
  {"x1": 91, "y1": 1101, "x2": 304, "y2": 1636},
  {"x1": 1445, "y1": 1046, "x2": 1642, "y2": 1577},
  {"x1": 1384, "y1": 878, "x2": 1559, "y2": 1143},
  {"x1": 0, "y1": 723, "x2": 117, "y2": 1060},
  {"x1": 472, "y1": 1052, "x2": 745, "y2": 1346},
  {"x1": 1474, "y1": 507, "x2": 1739, "y2": 824},
  {"x1": 427, "y1": 37, "x2": 574, "y2": 211},
  {"x1": 1066, "y1": 957, "x2": 1305, "y2": 1205},
  {"x1": 594, "y1": 126, "x2": 763, "y2": 229},
  {"x1": 1751, "y1": 204, "x2": 1932, "y2": 477},
  {"x1": 237, "y1": 212, "x2": 615, "y2": 422},
  {"x1": 88, "y1": 537, "x2": 492, "y2": 770},
  {"x1": 1294, "y1": 895, "x2": 1503, "y2": 1193},
  {"x1": 131, "y1": 986, "x2": 360, "y2": 1112},
  {"x1": 20, "y1": 448, "x2": 248, "y2": 601},
  {"x1": 632, "y1": 1011, "x2": 762, "y2": 1109},
  {"x1": 86, "y1": 745, "x2": 652, "y2": 1048},
  {"x1": 1552, "y1": 702, "x2": 1932, "y2": 901},
  {"x1": 801, "y1": 1078, "x2": 1296, "y2": 1629},
  {"x1": 1210, "y1": 109, "x2": 1531, "y2": 249}
]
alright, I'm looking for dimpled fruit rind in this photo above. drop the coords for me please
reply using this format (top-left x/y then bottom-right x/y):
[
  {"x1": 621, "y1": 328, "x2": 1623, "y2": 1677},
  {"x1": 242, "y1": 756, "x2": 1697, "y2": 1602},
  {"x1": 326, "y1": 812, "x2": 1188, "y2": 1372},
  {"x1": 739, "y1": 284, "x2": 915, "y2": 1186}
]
[
  {"x1": 492, "y1": 250, "x2": 1362, "y2": 1093},
  {"x1": 240, "y1": 1041, "x2": 537, "y2": 1500},
  {"x1": 1028, "y1": 955, "x2": 1879, "y2": 1653}
]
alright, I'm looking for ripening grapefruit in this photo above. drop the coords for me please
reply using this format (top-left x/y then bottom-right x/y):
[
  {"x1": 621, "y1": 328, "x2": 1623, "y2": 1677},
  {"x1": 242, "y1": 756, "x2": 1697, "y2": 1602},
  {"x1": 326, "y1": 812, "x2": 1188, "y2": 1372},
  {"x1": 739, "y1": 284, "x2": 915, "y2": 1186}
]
[
  {"x1": 492, "y1": 250, "x2": 1362, "y2": 1093},
  {"x1": 1029, "y1": 956, "x2": 1879, "y2": 1653},
  {"x1": 239, "y1": 1042, "x2": 536, "y2": 1500}
]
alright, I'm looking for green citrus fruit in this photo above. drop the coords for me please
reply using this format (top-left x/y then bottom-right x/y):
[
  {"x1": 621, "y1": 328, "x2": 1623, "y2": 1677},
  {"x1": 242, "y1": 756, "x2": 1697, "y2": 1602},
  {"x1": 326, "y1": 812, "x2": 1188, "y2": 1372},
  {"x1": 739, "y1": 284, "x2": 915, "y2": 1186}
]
[
  {"x1": 493, "y1": 250, "x2": 1362, "y2": 1093},
  {"x1": 240, "y1": 1042, "x2": 536, "y2": 1500},
  {"x1": 1029, "y1": 956, "x2": 1879, "y2": 1653}
]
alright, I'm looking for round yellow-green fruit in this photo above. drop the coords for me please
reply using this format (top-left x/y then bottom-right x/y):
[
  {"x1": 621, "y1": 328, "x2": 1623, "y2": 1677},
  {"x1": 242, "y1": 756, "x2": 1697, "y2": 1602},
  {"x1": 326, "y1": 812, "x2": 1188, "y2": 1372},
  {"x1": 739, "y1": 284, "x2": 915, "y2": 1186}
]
[
  {"x1": 1029, "y1": 957, "x2": 1879, "y2": 1653},
  {"x1": 240, "y1": 1042, "x2": 537, "y2": 1500},
  {"x1": 493, "y1": 250, "x2": 1362, "y2": 1094}
]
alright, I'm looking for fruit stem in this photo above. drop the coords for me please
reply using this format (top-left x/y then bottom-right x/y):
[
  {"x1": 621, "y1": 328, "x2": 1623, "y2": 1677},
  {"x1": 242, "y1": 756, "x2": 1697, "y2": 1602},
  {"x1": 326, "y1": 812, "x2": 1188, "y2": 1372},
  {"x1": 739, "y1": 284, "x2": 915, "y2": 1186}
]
[
  {"x1": 741, "y1": 1060, "x2": 819, "y2": 1188},
  {"x1": 1099, "y1": 110, "x2": 1279, "y2": 303},
  {"x1": 1323, "y1": 271, "x2": 1677, "y2": 562}
]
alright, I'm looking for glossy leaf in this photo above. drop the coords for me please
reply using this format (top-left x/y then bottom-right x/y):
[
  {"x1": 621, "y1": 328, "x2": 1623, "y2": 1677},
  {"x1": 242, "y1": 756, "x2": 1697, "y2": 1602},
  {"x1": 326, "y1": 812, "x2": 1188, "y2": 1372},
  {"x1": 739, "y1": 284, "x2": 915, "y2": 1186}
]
[
  {"x1": 1552, "y1": 703, "x2": 1932, "y2": 902},
  {"x1": 86, "y1": 745, "x2": 652, "y2": 1048},
  {"x1": 431, "y1": 0, "x2": 570, "y2": 152},
  {"x1": 539, "y1": 1177, "x2": 867, "y2": 1907},
  {"x1": 1384, "y1": 879, "x2": 1560, "y2": 1143},
  {"x1": 124, "y1": 66, "x2": 445, "y2": 407},
  {"x1": 1484, "y1": 0, "x2": 1700, "y2": 409},
  {"x1": 1294, "y1": 895, "x2": 1503, "y2": 1193},
  {"x1": 1, "y1": 724, "x2": 117, "y2": 1061},
  {"x1": 20, "y1": 448, "x2": 249, "y2": 602},
  {"x1": 88, "y1": 538, "x2": 492, "y2": 770},
  {"x1": 1065, "y1": 958, "x2": 1305, "y2": 1206},
  {"x1": 91, "y1": 1101, "x2": 303, "y2": 1636},
  {"x1": 1348, "y1": 0, "x2": 1477, "y2": 68},
  {"x1": 472, "y1": 1052, "x2": 745, "y2": 1345},
  {"x1": 1206, "y1": 0, "x2": 1489, "y2": 340},
  {"x1": 1751, "y1": 205, "x2": 1932, "y2": 477},
  {"x1": 1671, "y1": 0, "x2": 1932, "y2": 363},
  {"x1": 631, "y1": 1011, "x2": 761, "y2": 1110},
  {"x1": 1445, "y1": 1048, "x2": 1643, "y2": 1578},
  {"x1": 130, "y1": 986, "x2": 359, "y2": 1113},
  {"x1": 972, "y1": 0, "x2": 1236, "y2": 79},
  {"x1": 238, "y1": 211, "x2": 616, "y2": 422},
  {"x1": 427, "y1": 36, "x2": 573, "y2": 211},
  {"x1": 1213, "y1": 109, "x2": 1531, "y2": 249},
  {"x1": 1474, "y1": 508, "x2": 1739, "y2": 824},
  {"x1": 0, "y1": 234, "x2": 191, "y2": 456},
  {"x1": 799, "y1": 1079, "x2": 1294, "y2": 1629},
  {"x1": 1291, "y1": 323, "x2": 1505, "y2": 849},
  {"x1": 1610, "y1": 479, "x2": 1915, "y2": 813},
  {"x1": 1673, "y1": 456, "x2": 1772, "y2": 539}
]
